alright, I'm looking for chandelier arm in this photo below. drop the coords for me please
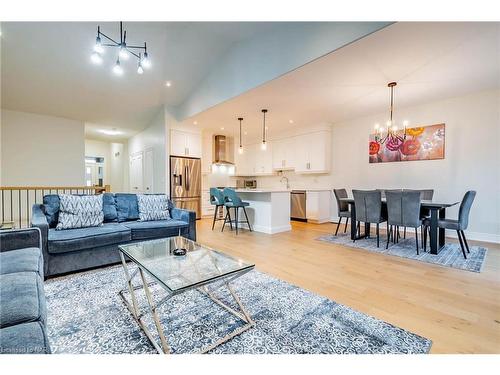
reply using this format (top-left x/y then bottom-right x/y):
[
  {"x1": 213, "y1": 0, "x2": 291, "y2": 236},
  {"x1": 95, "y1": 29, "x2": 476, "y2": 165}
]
[{"x1": 98, "y1": 31, "x2": 121, "y2": 46}]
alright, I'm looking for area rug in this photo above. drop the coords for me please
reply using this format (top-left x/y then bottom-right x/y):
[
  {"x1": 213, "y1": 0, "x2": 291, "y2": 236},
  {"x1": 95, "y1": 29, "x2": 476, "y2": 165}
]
[
  {"x1": 44, "y1": 265, "x2": 431, "y2": 354},
  {"x1": 316, "y1": 233, "x2": 487, "y2": 273}
]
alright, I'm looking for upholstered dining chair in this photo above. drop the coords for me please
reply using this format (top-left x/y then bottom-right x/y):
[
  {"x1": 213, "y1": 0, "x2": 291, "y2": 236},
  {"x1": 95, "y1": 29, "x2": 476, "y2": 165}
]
[
  {"x1": 386, "y1": 190, "x2": 423, "y2": 254},
  {"x1": 222, "y1": 188, "x2": 252, "y2": 235},
  {"x1": 209, "y1": 188, "x2": 226, "y2": 231},
  {"x1": 333, "y1": 189, "x2": 350, "y2": 236},
  {"x1": 423, "y1": 190, "x2": 476, "y2": 259},
  {"x1": 400, "y1": 189, "x2": 434, "y2": 239},
  {"x1": 352, "y1": 190, "x2": 386, "y2": 247}
]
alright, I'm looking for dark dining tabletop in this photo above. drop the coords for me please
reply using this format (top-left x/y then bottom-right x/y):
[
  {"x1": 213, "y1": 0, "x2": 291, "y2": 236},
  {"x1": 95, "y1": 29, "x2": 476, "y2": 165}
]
[{"x1": 339, "y1": 197, "x2": 459, "y2": 254}]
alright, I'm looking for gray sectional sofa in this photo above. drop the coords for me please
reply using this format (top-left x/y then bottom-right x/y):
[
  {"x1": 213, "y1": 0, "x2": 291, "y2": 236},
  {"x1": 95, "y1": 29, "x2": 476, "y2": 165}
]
[
  {"x1": 31, "y1": 193, "x2": 196, "y2": 278},
  {"x1": 0, "y1": 228, "x2": 51, "y2": 354}
]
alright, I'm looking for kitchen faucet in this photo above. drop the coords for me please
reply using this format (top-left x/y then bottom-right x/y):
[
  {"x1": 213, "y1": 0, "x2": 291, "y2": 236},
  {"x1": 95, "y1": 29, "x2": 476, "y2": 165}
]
[{"x1": 280, "y1": 174, "x2": 290, "y2": 190}]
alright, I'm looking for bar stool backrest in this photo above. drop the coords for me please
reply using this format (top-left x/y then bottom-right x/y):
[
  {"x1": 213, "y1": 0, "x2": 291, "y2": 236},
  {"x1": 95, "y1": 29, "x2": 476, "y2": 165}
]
[
  {"x1": 210, "y1": 188, "x2": 225, "y2": 205},
  {"x1": 222, "y1": 188, "x2": 243, "y2": 206}
]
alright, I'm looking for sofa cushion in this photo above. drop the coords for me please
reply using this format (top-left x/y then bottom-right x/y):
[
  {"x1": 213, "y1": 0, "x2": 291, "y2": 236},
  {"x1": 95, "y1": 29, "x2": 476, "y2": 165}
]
[
  {"x1": 137, "y1": 194, "x2": 171, "y2": 221},
  {"x1": 48, "y1": 223, "x2": 131, "y2": 254},
  {"x1": 56, "y1": 194, "x2": 104, "y2": 230},
  {"x1": 0, "y1": 272, "x2": 46, "y2": 329},
  {"x1": 0, "y1": 321, "x2": 51, "y2": 354},
  {"x1": 43, "y1": 194, "x2": 60, "y2": 228},
  {"x1": 103, "y1": 193, "x2": 118, "y2": 222},
  {"x1": 122, "y1": 219, "x2": 189, "y2": 240},
  {"x1": 0, "y1": 248, "x2": 43, "y2": 277},
  {"x1": 115, "y1": 193, "x2": 140, "y2": 222}
]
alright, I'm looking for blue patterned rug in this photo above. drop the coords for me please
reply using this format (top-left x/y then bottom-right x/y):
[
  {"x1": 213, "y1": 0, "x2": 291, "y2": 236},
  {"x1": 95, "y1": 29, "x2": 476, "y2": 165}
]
[
  {"x1": 316, "y1": 232, "x2": 487, "y2": 273},
  {"x1": 44, "y1": 265, "x2": 431, "y2": 354}
]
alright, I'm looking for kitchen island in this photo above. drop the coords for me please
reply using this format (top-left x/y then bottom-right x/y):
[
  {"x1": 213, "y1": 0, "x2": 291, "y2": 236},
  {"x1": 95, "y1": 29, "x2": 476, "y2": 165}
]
[{"x1": 233, "y1": 189, "x2": 291, "y2": 234}]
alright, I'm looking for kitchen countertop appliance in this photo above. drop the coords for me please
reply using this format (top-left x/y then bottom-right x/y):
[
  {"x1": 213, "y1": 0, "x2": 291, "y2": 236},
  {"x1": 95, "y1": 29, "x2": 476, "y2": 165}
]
[
  {"x1": 170, "y1": 156, "x2": 202, "y2": 219},
  {"x1": 290, "y1": 190, "x2": 307, "y2": 221}
]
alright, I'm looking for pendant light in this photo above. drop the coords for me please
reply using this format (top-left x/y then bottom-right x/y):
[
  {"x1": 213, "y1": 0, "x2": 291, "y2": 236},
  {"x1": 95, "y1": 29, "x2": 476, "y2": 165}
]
[
  {"x1": 261, "y1": 109, "x2": 268, "y2": 151},
  {"x1": 238, "y1": 117, "x2": 244, "y2": 154}
]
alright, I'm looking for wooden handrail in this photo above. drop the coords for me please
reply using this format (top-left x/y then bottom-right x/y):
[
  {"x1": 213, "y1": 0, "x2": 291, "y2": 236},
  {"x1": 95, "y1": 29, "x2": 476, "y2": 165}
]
[{"x1": 0, "y1": 185, "x2": 110, "y2": 192}]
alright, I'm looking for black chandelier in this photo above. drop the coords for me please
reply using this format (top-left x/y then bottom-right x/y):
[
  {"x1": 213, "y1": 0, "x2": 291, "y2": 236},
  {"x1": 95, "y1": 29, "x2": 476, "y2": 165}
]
[{"x1": 90, "y1": 22, "x2": 151, "y2": 76}]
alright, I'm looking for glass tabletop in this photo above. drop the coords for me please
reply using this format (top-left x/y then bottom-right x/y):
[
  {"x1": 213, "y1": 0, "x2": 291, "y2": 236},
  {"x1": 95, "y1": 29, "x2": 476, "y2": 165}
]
[{"x1": 118, "y1": 236, "x2": 254, "y2": 293}]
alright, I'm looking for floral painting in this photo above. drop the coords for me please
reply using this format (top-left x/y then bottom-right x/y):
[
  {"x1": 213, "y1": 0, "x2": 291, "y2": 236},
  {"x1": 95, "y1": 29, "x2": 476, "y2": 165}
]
[{"x1": 369, "y1": 123, "x2": 445, "y2": 163}]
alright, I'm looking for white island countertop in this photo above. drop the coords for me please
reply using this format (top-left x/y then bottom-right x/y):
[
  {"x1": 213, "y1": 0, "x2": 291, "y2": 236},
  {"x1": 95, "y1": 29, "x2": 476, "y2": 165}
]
[{"x1": 234, "y1": 189, "x2": 291, "y2": 193}]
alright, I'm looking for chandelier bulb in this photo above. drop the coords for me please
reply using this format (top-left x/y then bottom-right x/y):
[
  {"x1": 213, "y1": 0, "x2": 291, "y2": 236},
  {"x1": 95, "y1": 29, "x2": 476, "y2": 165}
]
[
  {"x1": 137, "y1": 61, "x2": 144, "y2": 75},
  {"x1": 113, "y1": 59, "x2": 123, "y2": 76},
  {"x1": 90, "y1": 51, "x2": 103, "y2": 65},
  {"x1": 119, "y1": 43, "x2": 129, "y2": 60},
  {"x1": 94, "y1": 36, "x2": 104, "y2": 53},
  {"x1": 142, "y1": 52, "x2": 151, "y2": 68}
]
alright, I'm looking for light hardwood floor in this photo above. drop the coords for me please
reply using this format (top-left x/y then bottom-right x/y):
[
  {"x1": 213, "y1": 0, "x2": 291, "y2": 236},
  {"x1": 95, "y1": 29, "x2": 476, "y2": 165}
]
[{"x1": 195, "y1": 218, "x2": 500, "y2": 354}]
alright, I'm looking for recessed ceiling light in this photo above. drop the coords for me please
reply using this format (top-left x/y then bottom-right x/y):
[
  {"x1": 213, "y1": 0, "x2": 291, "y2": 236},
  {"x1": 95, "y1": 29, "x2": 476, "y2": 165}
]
[
  {"x1": 289, "y1": 120, "x2": 294, "y2": 124},
  {"x1": 220, "y1": 127, "x2": 225, "y2": 130},
  {"x1": 98, "y1": 129, "x2": 122, "y2": 136},
  {"x1": 193, "y1": 121, "x2": 198, "y2": 125},
  {"x1": 165, "y1": 81, "x2": 172, "y2": 87},
  {"x1": 244, "y1": 131, "x2": 248, "y2": 135}
]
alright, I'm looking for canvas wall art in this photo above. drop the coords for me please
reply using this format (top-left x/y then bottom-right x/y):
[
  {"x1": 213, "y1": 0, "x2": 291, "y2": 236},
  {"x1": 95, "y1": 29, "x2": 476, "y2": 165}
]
[{"x1": 369, "y1": 123, "x2": 445, "y2": 163}]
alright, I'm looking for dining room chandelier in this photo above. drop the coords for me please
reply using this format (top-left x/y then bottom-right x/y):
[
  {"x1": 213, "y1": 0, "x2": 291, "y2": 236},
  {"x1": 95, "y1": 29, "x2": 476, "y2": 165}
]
[
  {"x1": 373, "y1": 82, "x2": 408, "y2": 145},
  {"x1": 90, "y1": 22, "x2": 151, "y2": 76}
]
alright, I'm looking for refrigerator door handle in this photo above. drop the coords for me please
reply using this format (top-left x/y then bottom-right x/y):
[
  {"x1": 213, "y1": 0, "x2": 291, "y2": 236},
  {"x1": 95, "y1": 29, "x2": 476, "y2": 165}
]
[{"x1": 185, "y1": 165, "x2": 190, "y2": 191}]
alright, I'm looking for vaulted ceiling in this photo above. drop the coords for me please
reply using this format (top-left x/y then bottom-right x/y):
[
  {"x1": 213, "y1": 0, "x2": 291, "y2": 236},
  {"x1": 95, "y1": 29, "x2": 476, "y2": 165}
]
[{"x1": 189, "y1": 22, "x2": 500, "y2": 141}]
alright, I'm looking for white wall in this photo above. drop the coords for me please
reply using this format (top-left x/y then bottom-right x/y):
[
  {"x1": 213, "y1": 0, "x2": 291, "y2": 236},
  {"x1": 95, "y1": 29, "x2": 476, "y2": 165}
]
[
  {"x1": 128, "y1": 109, "x2": 166, "y2": 194},
  {"x1": 1, "y1": 109, "x2": 85, "y2": 185},
  {"x1": 330, "y1": 89, "x2": 500, "y2": 242},
  {"x1": 246, "y1": 90, "x2": 500, "y2": 242}
]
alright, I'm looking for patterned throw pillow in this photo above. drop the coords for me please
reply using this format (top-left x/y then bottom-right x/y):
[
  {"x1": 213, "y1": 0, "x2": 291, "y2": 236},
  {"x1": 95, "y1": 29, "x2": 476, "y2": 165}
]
[
  {"x1": 56, "y1": 194, "x2": 104, "y2": 230},
  {"x1": 137, "y1": 194, "x2": 171, "y2": 221}
]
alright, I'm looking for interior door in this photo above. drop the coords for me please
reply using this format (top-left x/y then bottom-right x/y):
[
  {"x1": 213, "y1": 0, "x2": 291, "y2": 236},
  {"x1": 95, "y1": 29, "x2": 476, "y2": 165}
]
[
  {"x1": 129, "y1": 152, "x2": 144, "y2": 193},
  {"x1": 144, "y1": 149, "x2": 154, "y2": 193}
]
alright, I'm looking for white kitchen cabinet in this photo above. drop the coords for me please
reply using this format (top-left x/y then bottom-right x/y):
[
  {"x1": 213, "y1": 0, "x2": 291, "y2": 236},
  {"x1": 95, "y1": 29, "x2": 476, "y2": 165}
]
[
  {"x1": 306, "y1": 190, "x2": 331, "y2": 224},
  {"x1": 294, "y1": 130, "x2": 330, "y2": 174},
  {"x1": 170, "y1": 129, "x2": 202, "y2": 158},
  {"x1": 254, "y1": 142, "x2": 274, "y2": 175},
  {"x1": 272, "y1": 138, "x2": 295, "y2": 170}
]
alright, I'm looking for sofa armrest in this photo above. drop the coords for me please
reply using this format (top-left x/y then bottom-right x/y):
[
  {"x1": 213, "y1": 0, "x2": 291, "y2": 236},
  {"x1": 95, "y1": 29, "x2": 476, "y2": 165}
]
[
  {"x1": 170, "y1": 208, "x2": 197, "y2": 241},
  {"x1": 0, "y1": 227, "x2": 42, "y2": 252},
  {"x1": 31, "y1": 204, "x2": 50, "y2": 275}
]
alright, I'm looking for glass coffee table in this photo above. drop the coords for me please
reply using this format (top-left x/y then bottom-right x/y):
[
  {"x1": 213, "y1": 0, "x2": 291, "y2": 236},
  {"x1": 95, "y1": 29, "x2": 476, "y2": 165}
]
[{"x1": 118, "y1": 236, "x2": 255, "y2": 354}]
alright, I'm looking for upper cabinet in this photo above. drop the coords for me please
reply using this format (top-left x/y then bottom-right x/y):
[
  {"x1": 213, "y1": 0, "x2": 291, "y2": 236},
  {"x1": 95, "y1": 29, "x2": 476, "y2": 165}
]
[
  {"x1": 272, "y1": 137, "x2": 295, "y2": 171},
  {"x1": 170, "y1": 129, "x2": 202, "y2": 158},
  {"x1": 294, "y1": 130, "x2": 331, "y2": 174},
  {"x1": 233, "y1": 127, "x2": 331, "y2": 176},
  {"x1": 234, "y1": 143, "x2": 273, "y2": 176}
]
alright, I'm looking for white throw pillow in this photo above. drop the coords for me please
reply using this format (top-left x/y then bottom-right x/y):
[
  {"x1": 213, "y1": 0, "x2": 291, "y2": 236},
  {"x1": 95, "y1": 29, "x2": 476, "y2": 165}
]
[
  {"x1": 137, "y1": 194, "x2": 171, "y2": 221},
  {"x1": 56, "y1": 194, "x2": 104, "y2": 230}
]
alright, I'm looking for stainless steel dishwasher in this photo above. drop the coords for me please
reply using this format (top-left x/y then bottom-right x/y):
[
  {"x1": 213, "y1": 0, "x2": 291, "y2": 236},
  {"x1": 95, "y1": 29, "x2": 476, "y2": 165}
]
[{"x1": 290, "y1": 190, "x2": 307, "y2": 221}]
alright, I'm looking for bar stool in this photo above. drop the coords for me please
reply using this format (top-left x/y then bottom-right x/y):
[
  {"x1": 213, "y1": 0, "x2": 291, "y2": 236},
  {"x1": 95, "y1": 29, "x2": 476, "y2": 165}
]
[
  {"x1": 209, "y1": 188, "x2": 227, "y2": 231},
  {"x1": 222, "y1": 188, "x2": 252, "y2": 234}
]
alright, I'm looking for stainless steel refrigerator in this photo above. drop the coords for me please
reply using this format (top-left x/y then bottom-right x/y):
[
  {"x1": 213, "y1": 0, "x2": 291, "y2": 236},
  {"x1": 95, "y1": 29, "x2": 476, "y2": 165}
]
[{"x1": 170, "y1": 156, "x2": 201, "y2": 219}]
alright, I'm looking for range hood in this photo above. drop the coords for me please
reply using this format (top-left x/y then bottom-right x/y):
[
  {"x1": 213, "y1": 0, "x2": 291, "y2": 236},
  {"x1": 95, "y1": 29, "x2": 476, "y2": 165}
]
[{"x1": 213, "y1": 135, "x2": 234, "y2": 165}]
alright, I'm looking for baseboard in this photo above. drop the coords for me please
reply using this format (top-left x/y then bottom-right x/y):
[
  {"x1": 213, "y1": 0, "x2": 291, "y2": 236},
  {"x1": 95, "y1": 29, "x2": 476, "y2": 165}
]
[
  {"x1": 329, "y1": 217, "x2": 500, "y2": 244},
  {"x1": 252, "y1": 224, "x2": 292, "y2": 235}
]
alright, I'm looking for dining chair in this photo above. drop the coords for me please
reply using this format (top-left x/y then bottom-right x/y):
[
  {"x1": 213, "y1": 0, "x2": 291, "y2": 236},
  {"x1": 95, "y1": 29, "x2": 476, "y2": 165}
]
[
  {"x1": 376, "y1": 189, "x2": 386, "y2": 199},
  {"x1": 423, "y1": 190, "x2": 476, "y2": 259},
  {"x1": 209, "y1": 188, "x2": 226, "y2": 231},
  {"x1": 333, "y1": 189, "x2": 350, "y2": 236},
  {"x1": 401, "y1": 189, "x2": 434, "y2": 240},
  {"x1": 352, "y1": 190, "x2": 386, "y2": 247},
  {"x1": 386, "y1": 190, "x2": 423, "y2": 254},
  {"x1": 222, "y1": 188, "x2": 252, "y2": 235}
]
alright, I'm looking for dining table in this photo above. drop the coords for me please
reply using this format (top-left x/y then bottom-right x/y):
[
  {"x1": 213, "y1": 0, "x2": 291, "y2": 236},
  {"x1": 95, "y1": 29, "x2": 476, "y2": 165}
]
[{"x1": 339, "y1": 198, "x2": 459, "y2": 255}]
